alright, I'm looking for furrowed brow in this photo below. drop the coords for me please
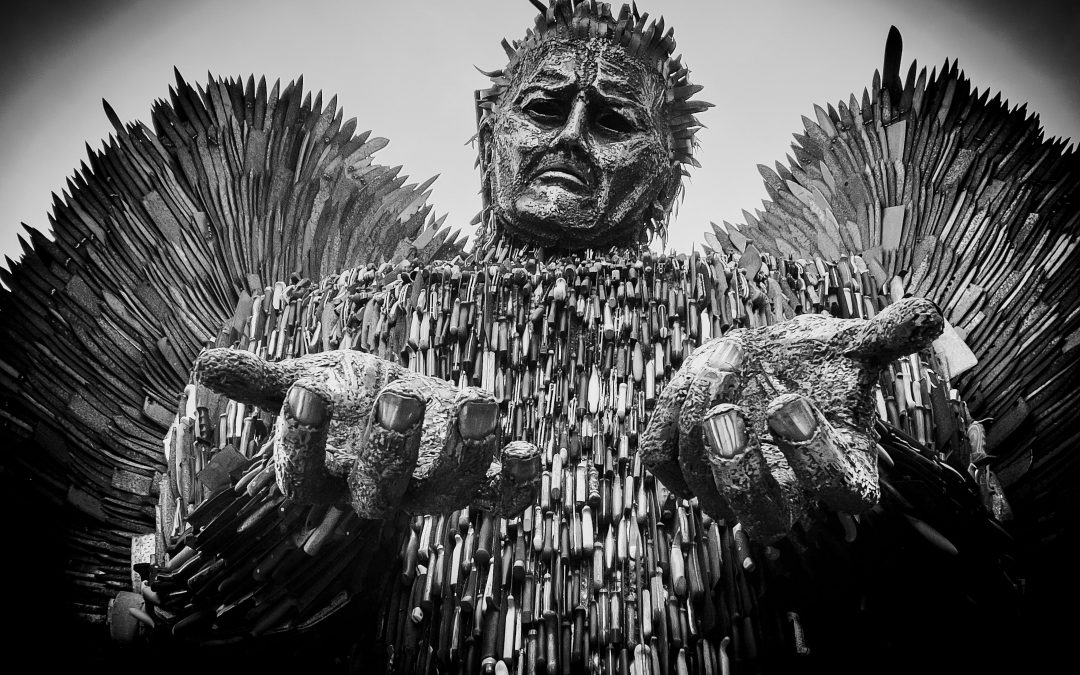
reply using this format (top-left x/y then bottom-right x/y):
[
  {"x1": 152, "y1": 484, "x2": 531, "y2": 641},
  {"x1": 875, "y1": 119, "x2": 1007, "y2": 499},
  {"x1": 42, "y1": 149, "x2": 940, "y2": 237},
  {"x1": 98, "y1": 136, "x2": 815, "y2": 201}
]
[
  {"x1": 524, "y1": 67, "x2": 577, "y2": 89},
  {"x1": 595, "y1": 78, "x2": 643, "y2": 105},
  {"x1": 589, "y1": 79, "x2": 653, "y2": 117}
]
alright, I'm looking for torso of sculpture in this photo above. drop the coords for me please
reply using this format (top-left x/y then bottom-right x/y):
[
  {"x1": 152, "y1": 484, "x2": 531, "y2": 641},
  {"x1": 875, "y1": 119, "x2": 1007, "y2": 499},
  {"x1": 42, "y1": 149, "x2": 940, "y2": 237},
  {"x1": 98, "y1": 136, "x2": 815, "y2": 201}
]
[{"x1": 196, "y1": 0, "x2": 941, "y2": 530}]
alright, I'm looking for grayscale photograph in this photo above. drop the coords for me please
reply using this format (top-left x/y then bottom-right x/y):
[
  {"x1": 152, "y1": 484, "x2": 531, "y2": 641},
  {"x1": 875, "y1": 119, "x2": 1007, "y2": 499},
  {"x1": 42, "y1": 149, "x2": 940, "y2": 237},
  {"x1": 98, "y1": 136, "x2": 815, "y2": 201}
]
[{"x1": 1, "y1": 1, "x2": 1076, "y2": 672}]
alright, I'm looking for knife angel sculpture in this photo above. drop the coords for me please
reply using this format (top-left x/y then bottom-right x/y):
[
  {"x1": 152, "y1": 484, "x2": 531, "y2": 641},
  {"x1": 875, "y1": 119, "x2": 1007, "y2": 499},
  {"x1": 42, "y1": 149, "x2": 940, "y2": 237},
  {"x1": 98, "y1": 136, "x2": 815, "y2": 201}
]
[{"x1": 0, "y1": 3, "x2": 1074, "y2": 673}]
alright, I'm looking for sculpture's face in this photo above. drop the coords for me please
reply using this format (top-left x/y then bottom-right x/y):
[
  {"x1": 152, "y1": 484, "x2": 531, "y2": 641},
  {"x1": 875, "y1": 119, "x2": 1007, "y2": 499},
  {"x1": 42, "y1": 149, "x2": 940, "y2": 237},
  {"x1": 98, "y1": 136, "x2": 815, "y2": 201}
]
[{"x1": 489, "y1": 38, "x2": 674, "y2": 249}]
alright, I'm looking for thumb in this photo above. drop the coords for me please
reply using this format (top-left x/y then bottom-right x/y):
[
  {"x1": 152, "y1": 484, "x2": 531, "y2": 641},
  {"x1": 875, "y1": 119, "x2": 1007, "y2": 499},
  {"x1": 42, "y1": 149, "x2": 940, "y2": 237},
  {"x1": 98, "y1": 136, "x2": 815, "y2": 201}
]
[
  {"x1": 843, "y1": 296, "x2": 943, "y2": 363},
  {"x1": 194, "y1": 348, "x2": 299, "y2": 410}
]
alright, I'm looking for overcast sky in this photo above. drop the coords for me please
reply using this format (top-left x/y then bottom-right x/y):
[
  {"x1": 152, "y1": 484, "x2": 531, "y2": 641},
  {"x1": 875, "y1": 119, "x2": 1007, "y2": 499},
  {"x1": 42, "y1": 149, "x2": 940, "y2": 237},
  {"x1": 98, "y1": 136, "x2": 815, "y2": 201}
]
[{"x1": 1, "y1": 0, "x2": 1077, "y2": 269}]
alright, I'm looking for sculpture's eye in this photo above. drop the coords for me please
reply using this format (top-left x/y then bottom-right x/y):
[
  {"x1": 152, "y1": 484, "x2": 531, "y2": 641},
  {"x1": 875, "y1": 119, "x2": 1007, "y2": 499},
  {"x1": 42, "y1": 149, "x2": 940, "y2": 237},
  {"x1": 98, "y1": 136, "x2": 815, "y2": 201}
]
[
  {"x1": 594, "y1": 109, "x2": 635, "y2": 135},
  {"x1": 523, "y1": 98, "x2": 566, "y2": 126}
]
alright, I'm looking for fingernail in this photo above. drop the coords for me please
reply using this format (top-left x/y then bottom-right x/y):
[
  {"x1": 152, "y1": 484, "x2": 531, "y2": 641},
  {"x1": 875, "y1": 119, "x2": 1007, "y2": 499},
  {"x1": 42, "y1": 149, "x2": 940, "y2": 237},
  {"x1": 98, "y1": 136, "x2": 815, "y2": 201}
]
[
  {"x1": 710, "y1": 370, "x2": 740, "y2": 400},
  {"x1": 768, "y1": 396, "x2": 817, "y2": 441},
  {"x1": 703, "y1": 406, "x2": 747, "y2": 459},
  {"x1": 459, "y1": 400, "x2": 499, "y2": 439},
  {"x1": 502, "y1": 440, "x2": 542, "y2": 482},
  {"x1": 288, "y1": 386, "x2": 326, "y2": 426},
  {"x1": 377, "y1": 392, "x2": 425, "y2": 431},
  {"x1": 708, "y1": 340, "x2": 745, "y2": 372}
]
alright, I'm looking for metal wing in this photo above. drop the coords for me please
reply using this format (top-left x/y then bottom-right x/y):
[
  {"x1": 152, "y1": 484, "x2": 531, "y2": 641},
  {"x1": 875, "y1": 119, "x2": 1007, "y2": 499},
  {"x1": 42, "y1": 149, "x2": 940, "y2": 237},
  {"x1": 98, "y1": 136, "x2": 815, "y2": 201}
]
[
  {"x1": 0, "y1": 71, "x2": 465, "y2": 632},
  {"x1": 705, "y1": 26, "x2": 1079, "y2": 556}
]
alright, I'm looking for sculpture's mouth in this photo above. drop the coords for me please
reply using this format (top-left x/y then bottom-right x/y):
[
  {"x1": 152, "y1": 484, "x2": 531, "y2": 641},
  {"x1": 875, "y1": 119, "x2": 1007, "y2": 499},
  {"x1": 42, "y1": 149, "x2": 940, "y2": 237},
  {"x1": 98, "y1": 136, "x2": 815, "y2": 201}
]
[{"x1": 530, "y1": 158, "x2": 594, "y2": 191}]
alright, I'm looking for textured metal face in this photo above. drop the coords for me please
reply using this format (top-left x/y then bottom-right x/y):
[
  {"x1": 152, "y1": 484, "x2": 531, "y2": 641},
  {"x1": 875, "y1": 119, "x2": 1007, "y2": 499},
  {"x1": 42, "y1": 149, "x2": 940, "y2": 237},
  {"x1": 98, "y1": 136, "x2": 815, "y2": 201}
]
[{"x1": 490, "y1": 37, "x2": 674, "y2": 250}]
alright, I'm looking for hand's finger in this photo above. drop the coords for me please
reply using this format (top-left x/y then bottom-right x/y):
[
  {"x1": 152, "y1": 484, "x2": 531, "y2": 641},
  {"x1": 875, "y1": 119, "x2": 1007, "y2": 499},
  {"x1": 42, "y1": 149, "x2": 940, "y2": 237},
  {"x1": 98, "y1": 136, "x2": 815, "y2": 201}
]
[
  {"x1": 676, "y1": 339, "x2": 745, "y2": 519},
  {"x1": 194, "y1": 348, "x2": 303, "y2": 410},
  {"x1": 843, "y1": 296, "x2": 943, "y2": 363},
  {"x1": 703, "y1": 403, "x2": 796, "y2": 543},
  {"x1": 379, "y1": 383, "x2": 497, "y2": 513},
  {"x1": 430, "y1": 389, "x2": 502, "y2": 511},
  {"x1": 348, "y1": 380, "x2": 427, "y2": 518},
  {"x1": 639, "y1": 337, "x2": 732, "y2": 497},
  {"x1": 767, "y1": 393, "x2": 878, "y2": 513},
  {"x1": 474, "y1": 440, "x2": 542, "y2": 517},
  {"x1": 275, "y1": 379, "x2": 347, "y2": 504}
]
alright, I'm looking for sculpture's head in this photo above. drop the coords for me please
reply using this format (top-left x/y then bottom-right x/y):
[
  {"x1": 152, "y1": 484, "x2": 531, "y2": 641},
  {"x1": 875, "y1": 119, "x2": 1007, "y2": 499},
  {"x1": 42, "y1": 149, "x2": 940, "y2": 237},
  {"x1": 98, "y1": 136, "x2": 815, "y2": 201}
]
[{"x1": 476, "y1": 0, "x2": 708, "y2": 251}]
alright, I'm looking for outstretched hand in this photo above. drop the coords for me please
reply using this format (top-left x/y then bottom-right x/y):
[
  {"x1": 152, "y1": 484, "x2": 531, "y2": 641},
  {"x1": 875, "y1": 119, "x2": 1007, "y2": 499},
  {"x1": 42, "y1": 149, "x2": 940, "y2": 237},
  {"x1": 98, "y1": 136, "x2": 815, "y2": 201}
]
[
  {"x1": 194, "y1": 349, "x2": 541, "y2": 518},
  {"x1": 640, "y1": 296, "x2": 943, "y2": 543}
]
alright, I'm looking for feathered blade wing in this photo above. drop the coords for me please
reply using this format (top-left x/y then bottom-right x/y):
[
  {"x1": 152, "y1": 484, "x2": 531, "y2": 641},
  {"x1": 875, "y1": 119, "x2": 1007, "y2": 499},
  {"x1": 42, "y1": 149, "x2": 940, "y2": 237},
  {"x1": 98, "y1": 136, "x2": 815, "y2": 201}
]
[
  {"x1": 0, "y1": 71, "x2": 464, "y2": 626},
  {"x1": 705, "y1": 27, "x2": 1079, "y2": 548}
]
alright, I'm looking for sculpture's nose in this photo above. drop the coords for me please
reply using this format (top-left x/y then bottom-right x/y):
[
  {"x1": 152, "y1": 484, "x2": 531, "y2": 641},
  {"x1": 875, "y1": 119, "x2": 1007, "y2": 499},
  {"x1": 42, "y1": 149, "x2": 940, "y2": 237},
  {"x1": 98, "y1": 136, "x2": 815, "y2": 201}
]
[{"x1": 553, "y1": 95, "x2": 588, "y2": 150}]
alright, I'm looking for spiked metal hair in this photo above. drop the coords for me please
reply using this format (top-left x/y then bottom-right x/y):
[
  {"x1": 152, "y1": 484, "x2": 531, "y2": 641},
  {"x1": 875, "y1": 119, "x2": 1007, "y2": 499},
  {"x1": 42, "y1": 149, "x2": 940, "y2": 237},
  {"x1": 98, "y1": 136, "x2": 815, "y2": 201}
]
[{"x1": 474, "y1": 0, "x2": 711, "y2": 249}]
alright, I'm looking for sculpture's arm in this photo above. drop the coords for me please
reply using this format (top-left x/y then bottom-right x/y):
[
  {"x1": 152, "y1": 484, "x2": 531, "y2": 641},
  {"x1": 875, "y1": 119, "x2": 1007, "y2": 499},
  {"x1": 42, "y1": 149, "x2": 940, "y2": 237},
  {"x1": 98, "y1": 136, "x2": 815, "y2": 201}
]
[
  {"x1": 195, "y1": 345, "x2": 541, "y2": 519},
  {"x1": 640, "y1": 296, "x2": 943, "y2": 542}
]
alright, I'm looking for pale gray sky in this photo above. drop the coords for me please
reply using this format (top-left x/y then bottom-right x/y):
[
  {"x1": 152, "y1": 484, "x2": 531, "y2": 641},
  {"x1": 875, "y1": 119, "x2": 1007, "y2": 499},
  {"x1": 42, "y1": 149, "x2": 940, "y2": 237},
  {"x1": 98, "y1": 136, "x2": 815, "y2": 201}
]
[{"x1": 1, "y1": 0, "x2": 1077, "y2": 267}]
